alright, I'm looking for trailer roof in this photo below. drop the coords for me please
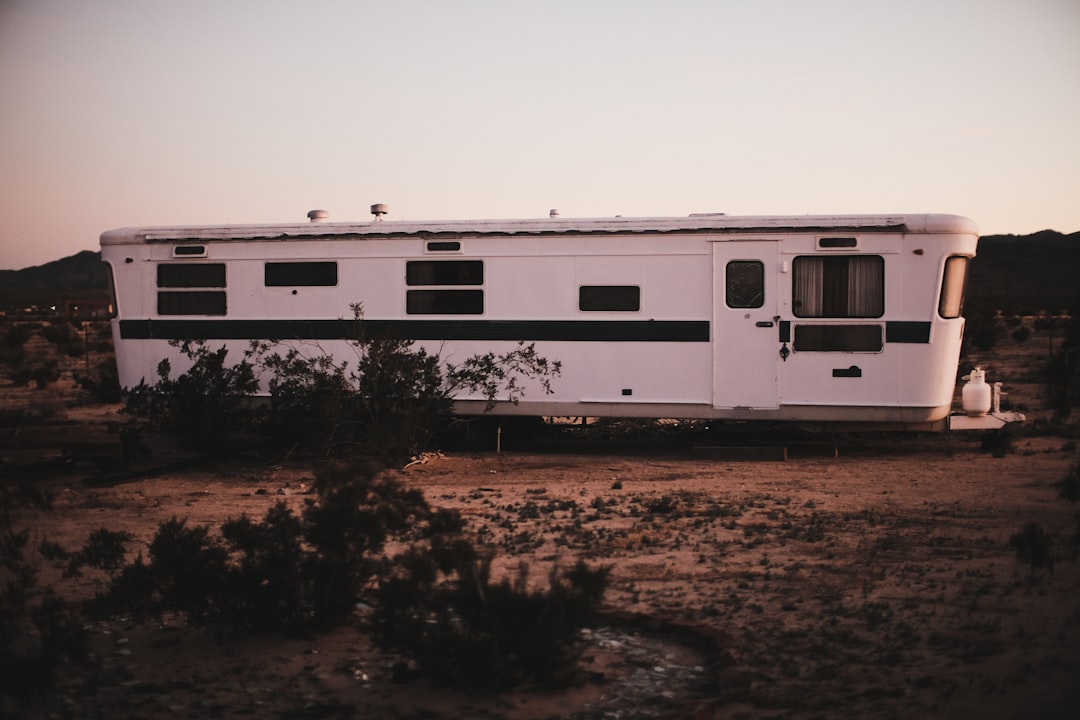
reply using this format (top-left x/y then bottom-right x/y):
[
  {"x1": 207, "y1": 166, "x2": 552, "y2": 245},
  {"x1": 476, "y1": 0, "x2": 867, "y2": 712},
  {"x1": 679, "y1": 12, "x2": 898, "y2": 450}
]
[{"x1": 100, "y1": 213, "x2": 977, "y2": 245}]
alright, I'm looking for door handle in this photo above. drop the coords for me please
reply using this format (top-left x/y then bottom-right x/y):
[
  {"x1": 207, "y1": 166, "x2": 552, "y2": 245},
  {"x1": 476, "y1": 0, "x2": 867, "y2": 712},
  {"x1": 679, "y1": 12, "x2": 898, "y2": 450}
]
[{"x1": 755, "y1": 321, "x2": 774, "y2": 328}]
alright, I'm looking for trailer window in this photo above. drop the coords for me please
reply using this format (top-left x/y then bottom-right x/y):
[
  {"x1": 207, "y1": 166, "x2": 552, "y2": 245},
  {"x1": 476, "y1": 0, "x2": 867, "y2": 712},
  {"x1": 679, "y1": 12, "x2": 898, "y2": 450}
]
[
  {"x1": 793, "y1": 325, "x2": 882, "y2": 352},
  {"x1": 792, "y1": 256, "x2": 883, "y2": 318},
  {"x1": 104, "y1": 264, "x2": 118, "y2": 318},
  {"x1": 265, "y1": 262, "x2": 338, "y2": 287},
  {"x1": 157, "y1": 263, "x2": 226, "y2": 288},
  {"x1": 406, "y1": 290, "x2": 484, "y2": 315},
  {"x1": 406, "y1": 260, "x2": 483, "y2": 286},
  {"x1": 579, "y1": 286, "x2": 640, "y2": 312},
  {"x1": 725, "y1": 261, "x2": 764, "y2": 308},
  {"x1": 938, "y1": 256, "x2": 969, "y2": 319},
  {"x1": 405, "y1": 260, "x2": 484, "y2": 314},
  {"x1": 157, "y1": 291, "x2": 227, "y2": 316}
]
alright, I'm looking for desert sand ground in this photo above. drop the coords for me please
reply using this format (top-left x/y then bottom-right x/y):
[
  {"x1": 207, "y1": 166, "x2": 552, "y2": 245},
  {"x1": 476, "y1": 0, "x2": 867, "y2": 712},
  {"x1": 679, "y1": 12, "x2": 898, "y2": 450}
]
[{"x1": 3, "y1": 318, "x2": 1079, "y2": 719}]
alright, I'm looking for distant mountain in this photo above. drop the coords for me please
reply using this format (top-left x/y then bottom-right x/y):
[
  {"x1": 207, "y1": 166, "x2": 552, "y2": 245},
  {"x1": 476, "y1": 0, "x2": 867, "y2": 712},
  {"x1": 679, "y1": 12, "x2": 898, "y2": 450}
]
[
  {"x1": 0, "y1": 250, "x2": 108, "y2": 293},
  {"x1": 0, "y1": 250, "x2": 109, "y2": 314},
  {"x1": 969, "y1": 230, "x2": 1080, "y2": 311},
  {"x1": 0, "y1": 231, "x2": 1077, "y2": 315}
]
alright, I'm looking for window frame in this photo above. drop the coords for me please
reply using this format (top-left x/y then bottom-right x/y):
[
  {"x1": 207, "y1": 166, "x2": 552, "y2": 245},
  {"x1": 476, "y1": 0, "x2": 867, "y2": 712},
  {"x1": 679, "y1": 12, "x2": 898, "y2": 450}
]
[
  {"x1": 938, "y1": 255, "x2": 969, "y2": 319},
  {"x1": 725, "y1": 260, "x2": 765, "y2": 309},
  {"x1": 791, "y1": 255, "x2": 884, "y2": 319},
  {"x1": 405, "y1": 259, "x2": 484, "y2": 315},
  {"x1": 156, "y1": 262, "x2": 227, "y2": 316}
]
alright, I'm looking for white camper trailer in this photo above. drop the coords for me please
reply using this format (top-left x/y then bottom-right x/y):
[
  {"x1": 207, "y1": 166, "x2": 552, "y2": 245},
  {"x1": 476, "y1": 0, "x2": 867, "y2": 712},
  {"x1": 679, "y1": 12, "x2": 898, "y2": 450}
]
[{"x1": 100, "y1": 211, "x2": 992, "y2": 430}]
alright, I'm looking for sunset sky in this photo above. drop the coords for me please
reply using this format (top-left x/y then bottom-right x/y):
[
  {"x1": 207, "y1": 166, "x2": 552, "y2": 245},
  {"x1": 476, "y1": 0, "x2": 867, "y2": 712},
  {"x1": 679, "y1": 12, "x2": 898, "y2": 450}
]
[{"x1": 2, "y1": 0, "x2": 1078, "y2": 270}]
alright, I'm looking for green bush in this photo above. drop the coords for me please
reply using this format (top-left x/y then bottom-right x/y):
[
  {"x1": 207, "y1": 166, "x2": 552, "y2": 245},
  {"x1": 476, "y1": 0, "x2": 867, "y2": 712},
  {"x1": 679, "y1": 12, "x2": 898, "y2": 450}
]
[
  {"x1": 124, "y1": 340, "x2": 260, "y2": 450},
  {"x1": 1041, "y1": 303, "x2": 1080, "y2": 418},
  {"x1": 298, "y1": 461, "x2": 432, "y2": 625},
  {"x1": 86, "y1": 459, "x2": 608, "y2": 687},
  {"x1": 257, "y1": 345, "x2": 355, "y2": 457},
  {"x1": 126, "y1": 306, "x2": 561, "y2": 461},
  {"x1": 40, "y1": 322, "x2": 83, "y2": 357},
  {"x1": 254, "y1": 331, "x2": 450, "y2": 461},
  {"x1": 88, "y1": 462, "x2": 430, "y2": 631},
  {"x1": 73, "y1": 358, "x2": 122, "y2": 403},
  {"x1": 964, "y1": 302, "x2": 1002, "y2": 352},
  {"x1": 374, "y1": 550, "x2": 610, "y2": 690},
  {"x1": 0, "y1": 323, "x2": 35, "y2": 373},
  {"x1": 254, "y1": 305, "x2": 560, "y2": 461},
  {"x1": 1060, "y1": 460, "x2": 1080, "y2": 504},
  {"x1": 1, "y1": 324, "x2": 62, "y2": 388},
  {"x1": 1009, "y1": 521, "x2": 1054, "y2": 572},
  {"x1": 1, "y1": 484, "x2": 91, "y2": 711}
]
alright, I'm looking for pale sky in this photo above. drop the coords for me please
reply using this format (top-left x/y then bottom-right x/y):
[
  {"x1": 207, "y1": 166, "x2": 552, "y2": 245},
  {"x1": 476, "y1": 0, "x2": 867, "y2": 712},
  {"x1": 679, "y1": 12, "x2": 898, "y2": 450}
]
[{"x1": 1, "y1": 0, "x2": 1078, "y2": 270}]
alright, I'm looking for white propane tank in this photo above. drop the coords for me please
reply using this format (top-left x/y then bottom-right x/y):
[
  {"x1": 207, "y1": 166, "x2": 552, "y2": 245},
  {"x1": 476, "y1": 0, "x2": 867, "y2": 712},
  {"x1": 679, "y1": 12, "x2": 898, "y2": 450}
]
[{"x1": 962, "y1": 367, "x2": 993, "y2": 416}]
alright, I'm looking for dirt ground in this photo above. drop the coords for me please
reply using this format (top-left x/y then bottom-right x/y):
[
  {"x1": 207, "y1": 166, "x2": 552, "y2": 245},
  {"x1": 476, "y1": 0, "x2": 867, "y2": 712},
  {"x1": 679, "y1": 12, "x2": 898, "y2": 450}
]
[
  {"x1": 5, "y1": 415, "x2": 1077, "y2": 719},
  {"x1": 3, "y1": 318, "x2": 1080, "y2": 719}
]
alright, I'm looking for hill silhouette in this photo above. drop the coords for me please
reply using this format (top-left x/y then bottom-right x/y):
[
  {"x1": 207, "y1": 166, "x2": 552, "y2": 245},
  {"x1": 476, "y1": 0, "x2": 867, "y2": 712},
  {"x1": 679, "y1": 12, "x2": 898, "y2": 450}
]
[
  {"x1": 966, "y1": 230, "x2": 1080, "y2": 312},
  {"x1": 0, "y1": 250, "x2": 108, "y2": 293},
  {"x1": 1, "y1": 231, "x2": 1077, "y2": 316},
  {"x1": 0, "y1": 250, "x2": 110, "y2": 315}
]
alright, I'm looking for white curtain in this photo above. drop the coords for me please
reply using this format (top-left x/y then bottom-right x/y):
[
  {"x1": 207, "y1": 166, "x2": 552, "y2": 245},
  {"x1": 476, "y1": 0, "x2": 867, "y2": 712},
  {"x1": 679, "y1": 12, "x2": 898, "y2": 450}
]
[
  {"x1": 793, "y1": 258, "x2": 823, "y2": 316},
  {"x1": 847, "y1": 256, "x2": 883, "y2": 317},
  {"x1": 794, "y1": 256, "x2": 882, "y2": 317}
]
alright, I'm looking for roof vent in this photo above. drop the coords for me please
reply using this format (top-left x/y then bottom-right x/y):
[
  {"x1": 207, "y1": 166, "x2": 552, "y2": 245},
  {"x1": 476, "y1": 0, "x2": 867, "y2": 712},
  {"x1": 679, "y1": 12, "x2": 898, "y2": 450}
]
[
  {"x1": 307, "y1": 209, "x2": 329, "y2": 223},
  {"x1": 549, "y1": 208, "x2": 559, "y2": 219},
  {"x1": 371, "y1": 203, "x2": 388, "y2": 221}
]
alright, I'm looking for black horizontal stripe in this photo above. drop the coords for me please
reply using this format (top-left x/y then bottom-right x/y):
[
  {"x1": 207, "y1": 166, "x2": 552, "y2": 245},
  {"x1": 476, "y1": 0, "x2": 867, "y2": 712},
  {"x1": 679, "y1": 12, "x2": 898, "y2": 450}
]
[
  {"x1": 118, "y1": 318, "x2": 711, "y2": 343},
  {"x1": 118, "y1": 318, "x2": 932, "y2": 344}
]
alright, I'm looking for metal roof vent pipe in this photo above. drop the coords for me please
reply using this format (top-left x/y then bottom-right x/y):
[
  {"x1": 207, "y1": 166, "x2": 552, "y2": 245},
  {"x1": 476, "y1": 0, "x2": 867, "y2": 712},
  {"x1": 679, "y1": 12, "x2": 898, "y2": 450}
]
[
  {"x1": 549, "y1": 208, "x2": 559, "y2": 219},
  {"x1": 371, "y1": 203, "x2": 388, "y2": 221},
  {"x1": 307, "y1": 209, "x2": 329, "y2": 223}
]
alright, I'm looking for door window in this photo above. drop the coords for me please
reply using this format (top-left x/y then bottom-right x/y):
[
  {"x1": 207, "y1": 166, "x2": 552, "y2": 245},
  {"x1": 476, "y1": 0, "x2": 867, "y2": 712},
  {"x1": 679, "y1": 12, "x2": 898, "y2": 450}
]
[{"x1": 726, "y1": 261, "x2": 764, "y2": 308}]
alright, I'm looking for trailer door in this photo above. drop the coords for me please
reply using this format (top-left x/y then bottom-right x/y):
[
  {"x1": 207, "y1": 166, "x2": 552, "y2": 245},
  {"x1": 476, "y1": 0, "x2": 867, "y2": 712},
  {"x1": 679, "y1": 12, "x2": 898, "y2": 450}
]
[{"x1": 712, "y1": 242, "x2": 780, "y2": 410}]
